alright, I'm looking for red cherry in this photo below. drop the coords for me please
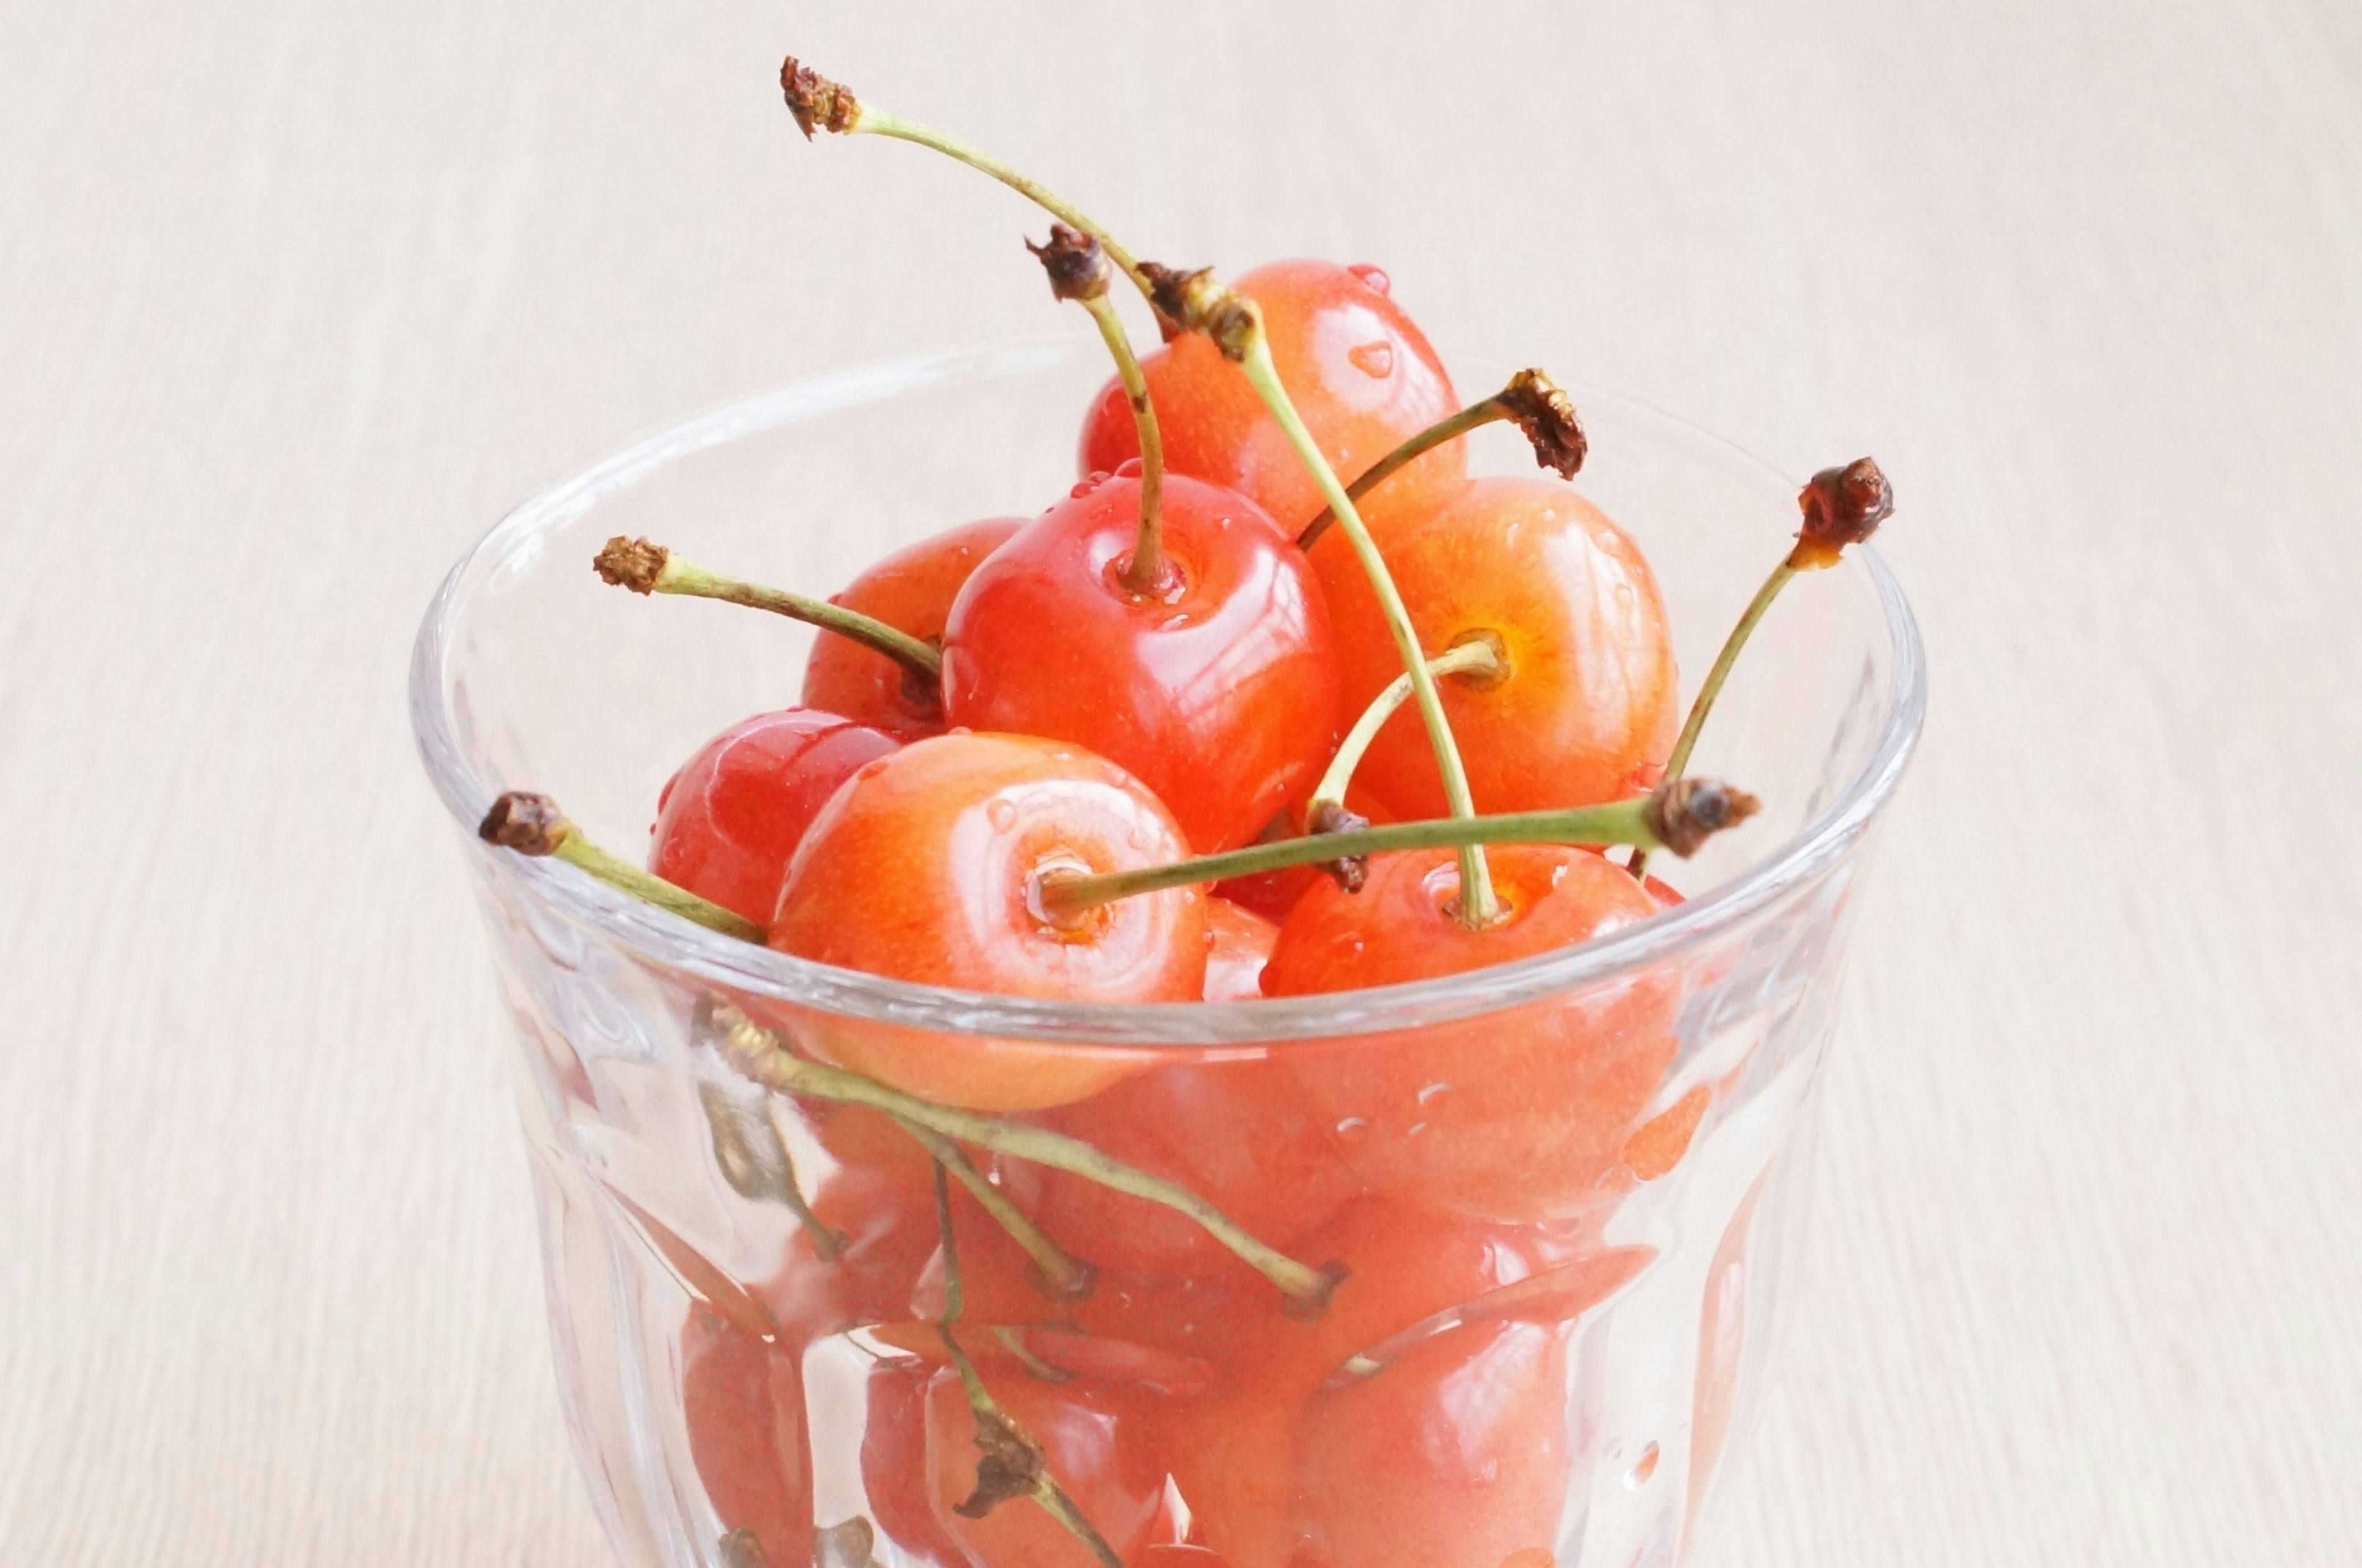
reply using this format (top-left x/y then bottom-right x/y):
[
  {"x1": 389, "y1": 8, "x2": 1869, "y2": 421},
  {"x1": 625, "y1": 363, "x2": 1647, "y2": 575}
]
[
  {"x1": 1027, "y1": 1054, "x2": 1363, "y2": 1284},
  {"x1": 863, "y1": 1358, "x2": 969, "y2": 1567},
  {"x1": 1166, "y1": 1196, "x2": 1621, "y2": 1567},
  {"x1": 1201, "y1": 897, "x2": 1279, "y2": 1001},
  {"x1": 1286, "y1": 1318, "x2": 1573, "y2": 1568},
  {"x1": 1316, "y1": 475, "x2": 1679, "y2": 819},
  {"x1": 921, "y1": 1366, "x2": 1166, "y2": 1568},
  {"x1": 649, "y1": 707, "x2": 901, "y2": 926},
  {"x1": 681, "y1": 1304, "x2": 812, "y2": 1567},
  {"x1": 1262, "y1": 846, "x2": 1679, "y2": 1222},
  {"x1": 941, "y1": 471, "x2": 1341, "y2": 854},
  {"x1": 757, "y1": 1164, "x2": 941, "y2": 1337},
  {"x1": 800, "y1": 516, "x2": 1026, "y2": 738},
  {"x1": 767, "y1": 732, "x2": 1204, "y2": 1109},
  {"x1": 1080, "y1": 260, "x2": 1466, "y2": 540}
]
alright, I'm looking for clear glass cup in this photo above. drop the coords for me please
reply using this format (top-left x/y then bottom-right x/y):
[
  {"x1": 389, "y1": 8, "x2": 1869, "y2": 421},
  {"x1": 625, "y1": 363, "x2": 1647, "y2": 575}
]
[{"x1": 410, "y1": 338, "x2": 1923, "y2": 1568}]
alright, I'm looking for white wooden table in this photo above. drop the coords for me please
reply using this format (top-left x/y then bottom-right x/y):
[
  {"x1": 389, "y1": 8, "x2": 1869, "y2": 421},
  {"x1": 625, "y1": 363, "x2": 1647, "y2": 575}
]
[{"x1": 5, "y1": 2, "x2": 2358, "y2": 1562}]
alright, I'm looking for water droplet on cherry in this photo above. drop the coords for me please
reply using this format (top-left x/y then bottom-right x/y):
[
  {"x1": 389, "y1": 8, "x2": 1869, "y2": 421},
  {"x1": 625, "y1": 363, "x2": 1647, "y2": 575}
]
[
  {"x1": 1346, "y1": 341, "x2": 1394, "y2": 379},
  {"x1": 1072, "y1": 471, "x2": 1112, "y2": 499},
  {"x1": 1334, "y1": 1116, "x2": 1369, "y2": 1142},
  {"x1": 1347, "y1": 263, "x2": 1391, "y2": 295},
  {"x1": 1416, "y1": 1081, "x2": 1450, "y2": 1105},
  {"x1": 987, "y1": 799, "x2": 1019, "y2": 832},
  {"x1": 1115, "y1": 457, "x2": 1143, "y2": 478}
]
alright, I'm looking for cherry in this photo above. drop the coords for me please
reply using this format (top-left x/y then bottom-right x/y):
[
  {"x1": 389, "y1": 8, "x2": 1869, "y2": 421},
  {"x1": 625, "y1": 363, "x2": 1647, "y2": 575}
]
[
  {"x1": 648, "y1": 707, "x2": 901, "y2": 926},
  {"x1": 941, "y1": 470, "x2": 1340, "y2": 854},
  {"x1": 1164, "y1": 1196, "x2": 1632, "y2": 1567},
  {"x1": 767, "y1": 731, "x2": 1205, "y2": 1110},
  {"x1": 757, "y1": 1163, "x2": 941, "y2": 1337},
  {"x1": 1200, "y1": 897, "x2": 1279, "y2": 1001},
  {"x1": 1079, "y1": 260, "x2": 1466, "y2": 541},
  {"x1": 1285, "y1": 1318, "x2": 1572, "y2": 1568},
  {"x1": 864, "y1": 1358, "x2": 969, "y2": 1567},
  {"x1": 1262, "y1": 845, "x2": 1679, "y2": 1223},
  {"x1": 1314, "y1": 475, "x2": 1679, "y2": 821},
  {"x1": 680, "y1": 1303, "x2": 813, "y2": 1567},
  {"x1": 1027, "y1": 1053, "x2": 1363, "y2": 1284},
  {"x1": 921, "y1": 1366, "x2": 1166, "y2": 1568},
  {"x1": 801, "y1": 517, "x2": 1025, "y2": 738}
]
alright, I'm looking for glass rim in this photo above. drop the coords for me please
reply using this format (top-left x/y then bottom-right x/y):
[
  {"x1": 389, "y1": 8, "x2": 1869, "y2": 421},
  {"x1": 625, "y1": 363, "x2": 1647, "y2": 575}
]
[{"x1": 410, "y1": 336, "x2": 1926, "y2": 1048}]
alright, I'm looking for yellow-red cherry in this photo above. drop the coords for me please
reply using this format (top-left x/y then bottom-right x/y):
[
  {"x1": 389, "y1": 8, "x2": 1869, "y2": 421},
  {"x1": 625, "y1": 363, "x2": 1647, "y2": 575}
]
[
  {"x1": 1316, "y1": 474, "x2": 1679, "y2": 819},
  {"x1": 940, "y1": 470, "x2": 1340, "y2": 854},
  {"x1": 648, "y1": 707, "x2": 901, "y2": 926},
  {"x1": 1080, "y1": 260, "x2": 1466, "y2": 540},
  {"x1": 766, "y1": 731, "x2": 1205, "y2": 1110},
  {"x1": 801, "y1": 516, "x2": 1025, "y2": 738}
]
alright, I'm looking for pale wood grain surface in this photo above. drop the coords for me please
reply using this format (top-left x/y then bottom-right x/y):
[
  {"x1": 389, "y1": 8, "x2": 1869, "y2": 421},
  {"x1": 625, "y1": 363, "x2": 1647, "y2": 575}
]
[{"x1": 5, "y1": 1, "x2": 2359, "y2": 1562}]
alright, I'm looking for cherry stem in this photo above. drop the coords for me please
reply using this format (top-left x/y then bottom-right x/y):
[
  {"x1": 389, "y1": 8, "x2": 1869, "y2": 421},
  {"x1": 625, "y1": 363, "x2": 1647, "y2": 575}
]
[
  {"x1": 931, "y1": 1163, "x2": 1127, "y2": 1568},
  {"x1": 890, "y1": 1113, "x2": 1096, "y2": 1297},
  {"x1": 1628, "y1": 562, "x2": 1792, "y2": 879},
  {"x1": 719, "y1": 1009, "x2": 1340, "y2": 1313},
  {"x1": 1297, "y1": 397, "x2": 1504, "y2": 550},
  {"x1": 1042, "y1": 789, "x2": 1741, "y2": 913},
  {"x1": 1309, "y1": 639, "x2": 1501, "y2": 812},
  {"x1": 1297, "y1": 367, "x2": 1586, "y2": 550},
  {"x1": 592, "y1": 535, "x2": 942, "y2": 682},
  {"x1": 1081, "y1": 289, "x2": 1171, "y2": 594},
  {"x1": 476, "y1": 792, "x2": 765, "y2": 942},
  {"x1": 1627, "y1": 457, "x2": 1891, "y2": 880},
  {"x1": 698, "y1": 1081, "x2": 845, "y2": 1259},
  {"x1": 1233, "y1": 321, "x2": 1499, "y2": 925},
  {"x1": 990, "y1": 1327, "x2": 1074, "y2": 1383},
  {"x1": 846, "y1": 105, "x2": 1159, "y2": 314}
]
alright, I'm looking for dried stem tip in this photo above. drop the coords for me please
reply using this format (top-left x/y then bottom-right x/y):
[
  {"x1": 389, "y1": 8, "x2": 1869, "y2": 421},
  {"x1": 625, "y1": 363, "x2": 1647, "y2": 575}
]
[
  {"x1": 1644, "y1": 777, "x2": 1762, "y2": 859},
  {"x1": 593, "y1": 535, "x2": 669, "y2": 594},
  {"x1": 1497, "y1": 368, "x2": 1588, "y2": 478},
  {"x1": 779, "y1": 56, "x2": 860, "y2": 138},
  {"x1": 812, "y1": 1518, "x2": 875, "y2": 1568},
  {"x1": 1304, "y1": 798, "x2": 1371, "y2": 893},
  {"x1": 478, "y1": 791, "x2": 568, "y2": 855},
  {"x1": 1139, "y1": 262, "x2": 1259, "y2": 362},
  {"x1": 1027, "y1": 224, "x2": 1110, "y2": 303},
  {"x1": 956, "y1": 1410, "x2": 1046, "y2": 1519},
  {"x1": 1790, "y1": 457, "x2": 1894, "y2": 570}
]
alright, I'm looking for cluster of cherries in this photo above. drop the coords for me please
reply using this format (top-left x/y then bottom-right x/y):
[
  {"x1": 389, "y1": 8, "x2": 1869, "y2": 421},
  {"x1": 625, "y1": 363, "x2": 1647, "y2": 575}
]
[{"x1": 479, "y1": 54, "x2": 1893, "y2": 1568}]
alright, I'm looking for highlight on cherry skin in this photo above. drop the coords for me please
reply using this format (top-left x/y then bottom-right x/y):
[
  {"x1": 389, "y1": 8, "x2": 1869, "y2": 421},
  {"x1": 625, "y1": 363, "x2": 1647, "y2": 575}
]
[
  {"x1": 764, "y1": 730, "x2": 1207, "y2": 1112},
  {"x1": 941, "y1": 465, "x2": 1343, "y2": 854},
  {"x1": 461, "y1": 48, "x2": 1907, "y2": 1568},
  {"x1": 649, "y1": 707, "x2": 901, "y2": 926}
]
